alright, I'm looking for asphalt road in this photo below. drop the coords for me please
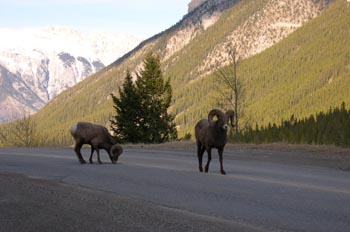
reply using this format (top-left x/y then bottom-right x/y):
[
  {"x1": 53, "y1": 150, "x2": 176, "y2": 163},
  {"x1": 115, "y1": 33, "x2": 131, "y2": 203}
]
[{"x1": 0, "y1": 146, "x2": 350, "y2": 232}]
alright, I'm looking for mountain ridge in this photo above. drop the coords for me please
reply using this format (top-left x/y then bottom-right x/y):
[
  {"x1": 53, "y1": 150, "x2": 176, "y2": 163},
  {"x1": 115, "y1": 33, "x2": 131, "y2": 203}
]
[
  {"x1": 0, "y1": 26, "x2": 142, "y2": 122},
  {"x1": 3, "y1": 0, "x2": 349, "y2": 147}
]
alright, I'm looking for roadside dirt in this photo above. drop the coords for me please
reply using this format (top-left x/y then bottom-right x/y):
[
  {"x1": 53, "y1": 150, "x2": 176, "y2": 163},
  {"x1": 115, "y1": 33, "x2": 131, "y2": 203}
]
[{"x1": 0, "y1": 172, "x2": 259, "y2": 232}]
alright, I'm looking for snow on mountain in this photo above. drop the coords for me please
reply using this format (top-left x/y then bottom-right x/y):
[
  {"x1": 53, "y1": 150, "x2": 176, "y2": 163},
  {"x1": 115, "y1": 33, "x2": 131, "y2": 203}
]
[
  {"x1": 0, "y1": 26, "x2": 142, "y2": 123},
  {"x1": 0, "y1": 26, "x2": 141, "y2": 65}
]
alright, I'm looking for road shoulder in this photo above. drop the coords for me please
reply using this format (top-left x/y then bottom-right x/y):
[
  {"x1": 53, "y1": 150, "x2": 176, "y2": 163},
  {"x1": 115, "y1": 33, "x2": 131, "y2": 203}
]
[{"x1": 0, "y1": 172, "x2": 264, "y2": 232}]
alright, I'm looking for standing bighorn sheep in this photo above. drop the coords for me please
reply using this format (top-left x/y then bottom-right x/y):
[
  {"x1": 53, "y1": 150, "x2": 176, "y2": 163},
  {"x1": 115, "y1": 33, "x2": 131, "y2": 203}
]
[
  {"x1": 195, "y1": 109, "x2": 234, "y2": 175},
  {"x1": 70, "y1": 122, "x2": 123, "y2": 164}
]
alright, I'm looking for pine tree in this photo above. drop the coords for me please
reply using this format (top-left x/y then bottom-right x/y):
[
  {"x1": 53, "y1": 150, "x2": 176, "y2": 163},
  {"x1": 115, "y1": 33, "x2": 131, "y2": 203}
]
[
  {"x1": 111, "y1": 54, "x2": 177, "y2": 144},
  {"x1": 135, "y1": 53, "x2": 177, "y2": 143},
  {"x1": 110, "y1": 71, "x2": 142, "y2": 143}
]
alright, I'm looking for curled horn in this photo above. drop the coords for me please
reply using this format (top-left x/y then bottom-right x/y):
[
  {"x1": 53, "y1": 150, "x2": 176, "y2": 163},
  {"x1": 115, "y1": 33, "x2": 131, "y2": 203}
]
[
  {"x1": 225, "y1": 110, "x2": 235, "y2": 127},
  {"x1": 208, "y1": 109, "x2": 226, "y2": 123}
]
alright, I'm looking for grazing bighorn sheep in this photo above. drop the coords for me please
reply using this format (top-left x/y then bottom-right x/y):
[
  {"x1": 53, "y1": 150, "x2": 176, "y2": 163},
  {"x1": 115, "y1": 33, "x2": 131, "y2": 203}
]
[
  {"x1": 70, "y1": 122, "x2": 123, "y2": 164},
  {"x1": 195, "y1": 109, "x2": 234, "y2": 175}
]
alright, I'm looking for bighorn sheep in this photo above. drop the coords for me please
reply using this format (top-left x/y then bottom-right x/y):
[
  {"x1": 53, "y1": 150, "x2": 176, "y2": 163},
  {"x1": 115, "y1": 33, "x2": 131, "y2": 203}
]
[
  {"x1": 195, "y1": 109, "x2": 234, "y2": 175},
  {"x1": 70, "y1": 122, "x2": 123, "y2": 164}
]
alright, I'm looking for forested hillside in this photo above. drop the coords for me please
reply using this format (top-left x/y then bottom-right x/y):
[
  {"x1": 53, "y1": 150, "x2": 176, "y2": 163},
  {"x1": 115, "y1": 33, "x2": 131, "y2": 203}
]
[
  {"x1": 240, "y1": 102, "x2": 350, "y2": 146},
  {"x1": 1, "y1": 0, "x2": 349, "y2": 147},
  {"x1": 173, "y1": 0, "x2": 350, "y2": 136}
]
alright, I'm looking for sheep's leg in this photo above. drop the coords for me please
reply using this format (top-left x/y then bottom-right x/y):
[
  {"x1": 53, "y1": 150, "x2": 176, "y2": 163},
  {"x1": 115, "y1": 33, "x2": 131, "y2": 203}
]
[
  {"x1": 74, "y1": 142, "x2": 86, "y2": 164},
  {"x1": 218, "y1": 147, "x2": 226, "y2": 175},
  {"x1": 106, "y1": 149, "x2": 116, "y2": 164},
  {"x1": 204, "y1": 149, "x2": 212, "y2": 173},
  {"x1": 96, "y1": 148, "x2": 102, "y2": 164},
  {"x1": 109, "y1": 153, "x2": 117, "y2": 164},
  {"x1": 89, "y1": 147, "x2": 94, "y2": 164},
  {"x1": 197, "y1": 142, "x2": 205, "y2": 172}
]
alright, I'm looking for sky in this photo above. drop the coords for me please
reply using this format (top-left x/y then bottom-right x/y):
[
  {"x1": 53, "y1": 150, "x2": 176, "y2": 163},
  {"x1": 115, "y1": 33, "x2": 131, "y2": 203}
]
[{"x1": 0, "y1": 0, "x2": 190, "y2": 38}]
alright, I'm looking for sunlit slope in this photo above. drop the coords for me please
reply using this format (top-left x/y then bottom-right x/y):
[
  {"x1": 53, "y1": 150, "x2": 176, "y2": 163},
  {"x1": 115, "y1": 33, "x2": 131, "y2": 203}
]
[
  {"x1": 30, "y1": 0, "x2": 263, "y2": 144},
  {"x1": 174, "y1": 0, "x2": 350, "y2": 134},
  {"x1": 241, "y1": 0, "x2": 350, "y2": 125},
  {"x1": 29, "y1": 0, "x2": 350, "y2": 144}
]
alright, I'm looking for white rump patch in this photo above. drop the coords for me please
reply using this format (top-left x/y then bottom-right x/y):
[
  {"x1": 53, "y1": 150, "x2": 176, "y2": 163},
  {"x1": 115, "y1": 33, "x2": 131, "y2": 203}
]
[{"x1": 70, "y1": 122, "x2": 78, "y2": 135}]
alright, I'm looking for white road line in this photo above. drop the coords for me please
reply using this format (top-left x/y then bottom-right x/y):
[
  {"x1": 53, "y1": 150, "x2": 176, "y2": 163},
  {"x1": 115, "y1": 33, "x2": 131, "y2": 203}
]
[
  {"x1": 229, "y1": 174, "x2": 350, "y2": 195},
  {"x1": 0, "y1": 152, "x2": 75, "y2": 160}
]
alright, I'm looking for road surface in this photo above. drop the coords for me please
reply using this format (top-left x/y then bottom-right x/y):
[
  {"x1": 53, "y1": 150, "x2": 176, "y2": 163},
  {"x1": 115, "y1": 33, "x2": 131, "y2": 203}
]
[{"x1": 1, "y1": 145, "x2": 350, "y2": 231}]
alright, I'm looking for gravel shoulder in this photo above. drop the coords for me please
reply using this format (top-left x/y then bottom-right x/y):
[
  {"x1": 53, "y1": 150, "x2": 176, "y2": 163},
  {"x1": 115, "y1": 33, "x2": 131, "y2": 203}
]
[{"x1": 0, "y1": 172, "x2": 261, "y2": 232}]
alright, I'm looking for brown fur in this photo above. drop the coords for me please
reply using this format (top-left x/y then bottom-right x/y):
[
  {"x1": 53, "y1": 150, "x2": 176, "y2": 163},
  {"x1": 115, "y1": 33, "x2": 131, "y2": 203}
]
[
  {"x1": 194, "y1": 109, "x2": 234, "y2": 175},
  {"x1": 70, "y1": 122, "x2": 123, "y2": 164}
]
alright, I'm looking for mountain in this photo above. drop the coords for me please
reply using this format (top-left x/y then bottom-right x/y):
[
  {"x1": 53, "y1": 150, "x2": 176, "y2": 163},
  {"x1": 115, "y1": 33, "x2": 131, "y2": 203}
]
[
  {"x1": 188, "y1": 0, "x2": 208, "y2": 12},
  {"x1": 0, "y1": 26, "x2": 142, "y2": 122},
  {"x1": 3, "y1": 0, "x2": 349, "y2": 146}
]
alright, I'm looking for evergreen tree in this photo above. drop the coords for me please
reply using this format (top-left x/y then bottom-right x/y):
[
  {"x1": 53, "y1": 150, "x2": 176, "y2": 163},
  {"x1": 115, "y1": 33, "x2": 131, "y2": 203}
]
[
  {"x1": 239, "y1": 102, "x2": 350, "y2": 147},
  {"x1": 110, "y1": 54, "x2": 177, "y2": 144},
  {"x1": 110, "y1": 71, "x2": 142, "y2": 143},
  {"x1": 135, "y1": 53, "x2": 177, "y2": 143}
]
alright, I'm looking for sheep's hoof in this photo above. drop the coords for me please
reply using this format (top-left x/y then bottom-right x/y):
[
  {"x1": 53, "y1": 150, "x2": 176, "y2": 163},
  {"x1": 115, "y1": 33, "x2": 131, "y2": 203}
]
[
  {"x1": 79, "y1": 159, "x2": 86, "y2": 164},
  {"x1": 221, "y1": 170, "x2": 226, "y2": 175},
  {"x1": 89, "y1": 160, "x2": 93, "y2": 164},
  {"x1": 98, "y1": 160, "x2": 103, "y2": 164},
  {"x1": 199, "y1": 167, "x2": 203, "y2": 172}
]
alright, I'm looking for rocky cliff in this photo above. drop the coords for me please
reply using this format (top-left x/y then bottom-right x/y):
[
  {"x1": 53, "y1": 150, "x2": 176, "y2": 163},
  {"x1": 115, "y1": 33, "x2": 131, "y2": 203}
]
[
  {"x1": 0, "y1": 26, "x2": 141, "y2": 122},
  {"x1": 188, "y1": 0, "x2": 208, "y2": 12}
]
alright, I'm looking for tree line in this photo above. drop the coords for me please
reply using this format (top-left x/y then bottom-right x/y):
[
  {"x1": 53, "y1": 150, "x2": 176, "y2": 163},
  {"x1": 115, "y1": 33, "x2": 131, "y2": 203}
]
[{"x1": 239, "y1": 102, "x2": 350, "y2": 147}]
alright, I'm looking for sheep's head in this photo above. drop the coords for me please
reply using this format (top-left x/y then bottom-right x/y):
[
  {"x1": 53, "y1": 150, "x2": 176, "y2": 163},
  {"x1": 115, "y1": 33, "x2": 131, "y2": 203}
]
[
  {"x1": 110, "y1": 144, "x2": 123, "y2": 163},
  {"x1": 208, "y1": 109, "x2": 228, "y2": 131}
]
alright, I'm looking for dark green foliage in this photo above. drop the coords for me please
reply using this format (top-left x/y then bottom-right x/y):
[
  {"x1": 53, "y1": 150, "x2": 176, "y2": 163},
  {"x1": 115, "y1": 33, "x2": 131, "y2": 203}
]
[
  {"x1": 110, "y1": 71, "x2": 142, "y2": 143},
  {"x1": 110, "y1": 54, "x2": 177, "y2": 143},
  {"x1": 135, "y1": 53, "x2": 178, "y2": 143},
  {"x1": 240, "y1": 102, "x2": 350, "y2": 147}
]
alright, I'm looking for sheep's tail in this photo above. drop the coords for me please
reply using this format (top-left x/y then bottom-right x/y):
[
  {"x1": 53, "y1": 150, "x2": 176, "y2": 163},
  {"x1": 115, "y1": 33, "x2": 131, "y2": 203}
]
[{"x1": 70, "y1": 122, "x2": 78, "y2": 136}]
